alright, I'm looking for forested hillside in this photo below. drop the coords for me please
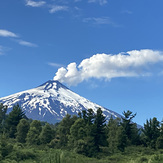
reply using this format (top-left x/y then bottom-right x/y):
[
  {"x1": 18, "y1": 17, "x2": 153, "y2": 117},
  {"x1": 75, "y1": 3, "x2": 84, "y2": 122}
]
[{"x1": 0, "y1": 103, "x2": 163, "y2": 163}]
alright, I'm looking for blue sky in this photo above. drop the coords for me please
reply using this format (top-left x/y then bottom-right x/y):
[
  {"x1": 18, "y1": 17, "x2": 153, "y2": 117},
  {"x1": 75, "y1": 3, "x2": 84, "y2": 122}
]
[{"x1": 0, "y1": 0, "x2": 163, "y2": 125}]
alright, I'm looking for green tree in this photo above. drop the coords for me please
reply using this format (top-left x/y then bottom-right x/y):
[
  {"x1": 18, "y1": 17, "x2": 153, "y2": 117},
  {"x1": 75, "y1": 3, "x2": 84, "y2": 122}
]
[
  {"x1": 94, "y1": 108, "x2": 106, "y2": 151},
  {"x1": 16, "y1": 119, "x2": 30, "y2": 143},
  {"x1": 6, "y1": 104, "x2": 25, "y2": 138},
  {"x1": 69, "y1": 118, "x2": 97, "y2": 157},
  {"x1": 107, "y1": 117, "x2": 121, "y2": 153},
  {"x1": 57, "y1": 114, "x2": 77, "y2": 147},
  {"x1": 39, "y1": 123, "x2": 54, "y2": 144},
  {"x1": 0, "y1": 103, "x2": 7, "y2": 133},
  {"x1": 87, "y1": 109, "x2": 95, "y2": 125},
  {"x1": 156, "y1": 120, "x2": 163, "y2": 149},
  {"x1": 142, "y1": 117, "x2": 160, "y2": 148},
  {"x1": 0, "y1": 134, "x2": 13, "y2": 158},
  {"x1": 116, "y1": 126, "x2": 127, "y2": 152},
  {"x1": 69, "y1": 118, "x2": 86, "y2": 147},
  {"x1": 121, "y1": 110, "x2": 139, "y2": 145},
  {"x1": 26, "y1": 120, "x2": 42, "y2": 145}
]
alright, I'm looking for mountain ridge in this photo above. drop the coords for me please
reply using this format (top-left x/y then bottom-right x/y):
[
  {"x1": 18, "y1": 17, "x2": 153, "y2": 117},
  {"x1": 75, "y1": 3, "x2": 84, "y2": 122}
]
[{"x1": 0, "y1": 80, "x2": 122, "y2": 124}]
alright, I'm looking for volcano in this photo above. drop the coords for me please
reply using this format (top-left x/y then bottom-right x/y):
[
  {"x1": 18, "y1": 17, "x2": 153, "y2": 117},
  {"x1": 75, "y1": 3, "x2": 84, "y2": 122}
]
[{"x1": 0, "y1": 80, "x2": 122, "y2": 124}]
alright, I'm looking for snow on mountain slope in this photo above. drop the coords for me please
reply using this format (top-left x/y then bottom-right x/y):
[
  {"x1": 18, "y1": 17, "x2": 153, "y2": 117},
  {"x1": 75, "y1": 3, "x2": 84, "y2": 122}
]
[{"x1": 0, "y1": 80, "x2": 122, "y2": 124}]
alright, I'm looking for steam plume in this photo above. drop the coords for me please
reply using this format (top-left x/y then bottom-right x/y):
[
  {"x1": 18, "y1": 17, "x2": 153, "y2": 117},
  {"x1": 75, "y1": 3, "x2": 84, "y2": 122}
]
[{"x1": 54, "y1": 49, "x2": 163, "y2": 86}]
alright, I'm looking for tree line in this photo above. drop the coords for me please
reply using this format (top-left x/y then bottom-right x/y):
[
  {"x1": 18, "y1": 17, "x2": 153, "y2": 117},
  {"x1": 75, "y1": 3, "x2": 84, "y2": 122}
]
[{"x1": 0, "y1": 103, "x2": 163, "y2": 159}]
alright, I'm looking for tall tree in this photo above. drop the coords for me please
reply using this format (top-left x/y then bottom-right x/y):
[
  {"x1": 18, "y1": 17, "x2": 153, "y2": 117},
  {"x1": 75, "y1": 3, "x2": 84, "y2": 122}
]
[
  {"x1": 26, "y1": 120, "x2": 42, "y2": 145},
  {"x1": 94, "y1": 108, "x2": 106, "y2": 151},
  {"x1": 116, "y1": 126, "x2": 127, "y2": 152},
  {"x1": 16, "y1": 119, "x2": 30, "y2": 143},
  {"x1": 143, "y1": 117, "x2": 160, "y2": 148},
  {"x1": 107, "y1": 117, "x2": 121, "y2": 153},
  {"x1": 6, "y1": 104, "x2": 25, "y2": 138},
  {"x1": 121, "y1": 110, "x2": 138, "y2": 145},
  {"x1": 39, "y1": 123, "x2": 54, "y2": 144},
  {"x1": 0, "y1": 134, "x2": 13, "y2": 158},
  {"x1": 156, "y1": 120, "x2": 163, "y2": 149},
  {"x1": 87, "y1": 109, "x2": 95, "y2": 125},
  {"x1": 0, "y1": 103, "x2": 7, "y2": 133},
  {"x1": 57, "y1": 114, "x2": 77, "y2": 147},
  {"x1": 69, "y1": 118, "x2": 86, "y2": 148},
  {"x1": 69, "y1": 117, "x2": 97, "y2": 157}
]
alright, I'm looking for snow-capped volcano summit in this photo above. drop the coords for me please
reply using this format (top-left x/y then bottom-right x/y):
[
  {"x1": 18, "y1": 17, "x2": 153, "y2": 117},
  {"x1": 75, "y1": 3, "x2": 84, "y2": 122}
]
[{"x1": 0, "y1": 80, "x2": 121, "y2": 124}]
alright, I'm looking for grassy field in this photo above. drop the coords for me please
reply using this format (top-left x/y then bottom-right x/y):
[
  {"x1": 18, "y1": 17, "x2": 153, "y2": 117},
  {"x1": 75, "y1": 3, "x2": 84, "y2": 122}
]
[{"x1": 1, "y1": 144, "x2": 163, "y2": 163}]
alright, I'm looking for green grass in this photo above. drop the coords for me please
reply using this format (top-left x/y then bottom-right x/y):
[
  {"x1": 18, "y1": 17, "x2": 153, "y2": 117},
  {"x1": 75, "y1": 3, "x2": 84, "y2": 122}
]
[{"x1": 1, "y1": 145, "x2": 163, "y2": 163}]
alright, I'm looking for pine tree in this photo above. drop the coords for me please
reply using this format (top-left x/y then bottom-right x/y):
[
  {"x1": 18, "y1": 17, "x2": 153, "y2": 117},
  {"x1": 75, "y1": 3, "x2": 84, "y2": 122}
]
[
  {"x1": 0, "y1": 103, "x2": 7, "y2": 133},
  {"x1": 57, "y1": 114, "x2": 77, "y2": 147},
  {"x1": 39, "y1": 123, "x2": 54, "y2": 144},
  {"x1": 6, "y1": 104, "x2": 25, "y2": 138},
  {"x1": 116, "y1": 126, "x2": 127, "y2": 152},
  {"x1": 94, "y1": 108, "x2": 106, "y2": 151},
  {"x1": 26, "y1": 120, "x2": 42, "y2": 145},
  {"x1": 69, "y1": 118, "x2": 85, "y2": 148},
  {"x1": 121, "y1": 110, "x2": 138, "y2": 145},
  {"x1": 142, "y1": 117, "x2": 160, "y2": 148},
  {"x1": 0, "y1": 134, "x2": 13, "y2": 158},
  {"x1": 69, "y1": 117, "x2": 97, "y2": 157},
  {"x1": 16, "y1": 119, "x2": 30, "y2": 143},
  {"x1": 87, "y1": 109, "x2": 95, "y2": 125},
  {"x1": 107, "y1": 117, "x2": 121, "y2": 153}
]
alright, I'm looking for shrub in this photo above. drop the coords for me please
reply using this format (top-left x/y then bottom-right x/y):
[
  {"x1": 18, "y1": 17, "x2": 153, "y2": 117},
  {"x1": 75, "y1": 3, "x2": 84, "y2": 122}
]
[{"x1": 138, "y1": 156, "x2": 148, "y2": 162}]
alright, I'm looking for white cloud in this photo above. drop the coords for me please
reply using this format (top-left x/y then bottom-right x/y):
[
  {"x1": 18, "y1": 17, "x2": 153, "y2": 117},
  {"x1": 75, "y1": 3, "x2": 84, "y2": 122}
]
[
  {"x1": 54, "y1": 49, "x2": 163, "y2": 86},
  {"x1": 49, "y1": 5, "x2": 68, "y2": 13},
  {"x1": 0, "y1": 29, "x2": 18, "y2": 38},
  {"x1": 48, "y1": 62, "x2": 64, "y2": 68},
  {"x1": 83, "y1": 17, "x2": 120, "y2": 27},
  {"x1": 26, "y1": 0, "x2": 46, "y2": 7},
  {"x1": 17, "y1": 40, "x2": 38, "y2": 47},
  {"x1": 88, "y1": 0, "x2": 107, "y2": 5}
]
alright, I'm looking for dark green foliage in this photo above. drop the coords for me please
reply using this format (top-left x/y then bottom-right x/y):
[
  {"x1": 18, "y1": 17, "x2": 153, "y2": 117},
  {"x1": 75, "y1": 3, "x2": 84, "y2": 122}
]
[
  {"x1": 0, "y1": 134, "x2": 13, "y2": 158},
  {"x1": 156, "y1": 121, "x2": 163, "y2": 149},
  {"x1": 107, "y1": 117, "x2": 121, "y2": 153},
  {"x1": 116, "y1": 126, "x2": 127, "y2": 152},
  {"x1": 156, "y1": 136, "x2": 163, "y2": 149},
  {"x1": 5, "y1": 104, "x2": 25, "y2": 138},
  {"x1": 16, "y1": 119, "x2": 30, "y2": 143},
  {"x1": 39, "y1": 123, "x2": 54, "y2": 144},
  {"x1": 68, "y1": 108, "x2": 107, "y2": 156},
  {"x1": 94, "y1": 108, "x2": 107, "y2": 150},
  {"x1": 87, "y1": 109, "x2": 95, "y2": 125},
  {"x1": 0, "y1": 103, "x2": 7, "y2": 133},
  {"x1": 57, "y1": 114, "x2": 77, "y2": 147},
  {"x1": 69, "y1": 118, "x2": 86, "y2": 144},
  {"x1": 121, "y1": 110, "x2": 139, "y2": 145},
  {"x1": 26, "y1": 120, "x2": 42, "y2": 145},
  {"x1": 68, "y1": 118, "x2": 95, "y2": 156},
  {"x1": 0, "y1": 102, "x2": 163, "y2": 162},
  {"x1": 142, "y1": 117, "x2": 160, "y2": 148}
]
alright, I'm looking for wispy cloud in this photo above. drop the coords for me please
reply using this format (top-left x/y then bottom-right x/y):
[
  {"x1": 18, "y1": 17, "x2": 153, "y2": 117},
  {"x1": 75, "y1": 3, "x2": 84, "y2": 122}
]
[
  {"x1": 17, "y1": 40, "x2": 38, "y2": 47},
  {"x1": 53, "y1": 49, "x2": 163, "y2": 86},
  {"x1": 0, "y1": 29, "x2": 18, "y2": 38},
  {"x1": 88, "y1": 0, "x2": 107, "y2": 5},
  {"x1": 0, "y1": 28, "x2": 37, "y2": 48},
  {"x1": 49, "y1": 5, "x2": 68, "y2": 13},
  {"x1": 48, "y1": 62, "x2": 64, "y2": 68},
  {"x1": 26, "y1": 0, "x2": 46, "y2": 7},
  {"x1": 83, "y1": 17, "x2": 120, "y2": 27}
]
